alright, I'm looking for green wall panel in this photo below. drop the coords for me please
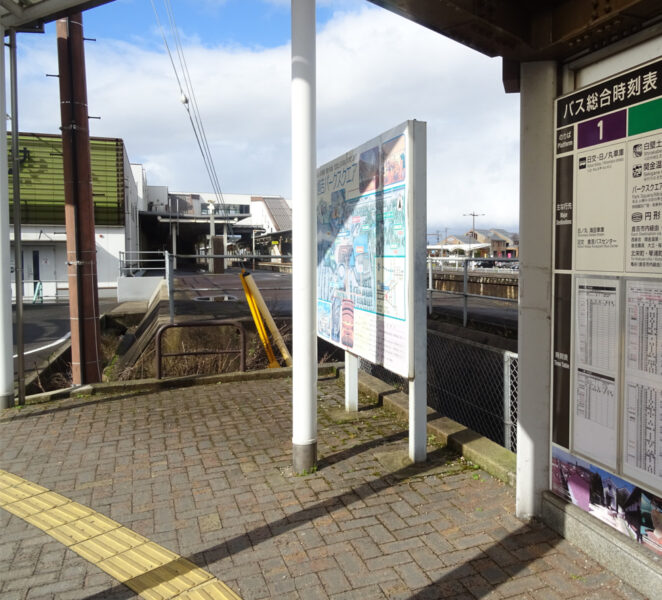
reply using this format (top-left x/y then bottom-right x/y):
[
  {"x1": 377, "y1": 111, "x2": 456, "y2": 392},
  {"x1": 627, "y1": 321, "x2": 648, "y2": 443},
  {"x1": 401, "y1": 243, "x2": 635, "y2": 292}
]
[{"x1": 8, "y1": 133, "x2": 125, "y2": 226}]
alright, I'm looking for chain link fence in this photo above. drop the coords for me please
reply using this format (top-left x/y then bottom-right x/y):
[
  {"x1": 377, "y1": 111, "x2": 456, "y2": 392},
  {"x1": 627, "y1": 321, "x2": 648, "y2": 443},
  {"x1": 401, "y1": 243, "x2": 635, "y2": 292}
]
[{"x1": 360, "y1": 329, "x2": 519, "y2": 452}]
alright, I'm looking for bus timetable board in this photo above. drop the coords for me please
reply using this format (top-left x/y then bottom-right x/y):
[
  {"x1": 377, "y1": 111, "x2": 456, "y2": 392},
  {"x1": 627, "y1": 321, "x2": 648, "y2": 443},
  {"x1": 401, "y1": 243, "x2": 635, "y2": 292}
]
[
  {"x1": 316, "y1": 121, "x2": 425, "y2": 379},
  {"x1": 552, "y1": 57, "x2": 662, "y2": 552}
]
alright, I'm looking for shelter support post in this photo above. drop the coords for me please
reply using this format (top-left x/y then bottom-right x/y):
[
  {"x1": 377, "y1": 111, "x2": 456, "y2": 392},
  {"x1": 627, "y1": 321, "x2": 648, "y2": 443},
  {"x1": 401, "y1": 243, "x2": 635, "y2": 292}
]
[
  {"x1": 291, "y1": 0, "x2": 317, "y2": 473},
  {"x1": 10, "y1": 30, "x2": 25, "y2": 406},
  {"x1": 57, "y1": 13, "x2": 102, "y2": 385},
  {"x1": 409, "y1": 121, "x2": 427, "y2": 463},
  {"x1": 516, "y1": 61, "x2": 556, "y2": 519},
  {"x1": 0, "y1": 28, "x2": 14, "y2": 409}
]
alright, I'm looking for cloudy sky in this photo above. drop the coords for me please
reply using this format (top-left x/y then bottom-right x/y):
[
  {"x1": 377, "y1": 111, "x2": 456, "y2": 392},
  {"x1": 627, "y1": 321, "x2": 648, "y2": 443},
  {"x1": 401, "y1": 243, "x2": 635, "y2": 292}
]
[{"x1": 14, "y1": 0, "x2": 520, "y2": 235}]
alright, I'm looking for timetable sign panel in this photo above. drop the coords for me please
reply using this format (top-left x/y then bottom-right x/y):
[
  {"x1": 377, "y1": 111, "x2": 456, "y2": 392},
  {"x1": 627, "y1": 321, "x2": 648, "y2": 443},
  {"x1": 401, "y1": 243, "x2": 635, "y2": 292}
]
[
  {"x1": 552, "y1": 57, "x2": 662, "y2": 497},
  {"x1": 555, "y1": 57, "x2": 662, "y2": 273}
]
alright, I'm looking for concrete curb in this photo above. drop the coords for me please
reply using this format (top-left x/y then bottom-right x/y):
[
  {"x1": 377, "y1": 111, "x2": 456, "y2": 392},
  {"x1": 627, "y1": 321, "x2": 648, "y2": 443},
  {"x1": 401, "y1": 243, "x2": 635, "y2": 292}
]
[
  {"x1": 350, "y1": 369, "x2": 517, "y2": 487},
  {"x1": 542, "y1": 491, "x2": 662, "y2": 599},
  {"x1": 19, "y1": 363, "x2": 343, "y2": 406}
]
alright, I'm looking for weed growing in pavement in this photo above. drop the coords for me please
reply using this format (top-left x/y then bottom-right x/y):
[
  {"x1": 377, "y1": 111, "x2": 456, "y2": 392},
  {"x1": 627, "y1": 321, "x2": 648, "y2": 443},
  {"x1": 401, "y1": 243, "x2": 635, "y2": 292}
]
[{"x1": 295, "y1": 465, "x2": 318, "y2": 476}]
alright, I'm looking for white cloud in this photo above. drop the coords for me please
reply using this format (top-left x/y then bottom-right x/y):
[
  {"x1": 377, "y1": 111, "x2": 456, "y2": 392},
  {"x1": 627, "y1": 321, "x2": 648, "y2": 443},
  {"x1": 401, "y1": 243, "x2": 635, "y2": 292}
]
[{"x1": 15, "y1": 2, "x2": 519, "y2": 233}]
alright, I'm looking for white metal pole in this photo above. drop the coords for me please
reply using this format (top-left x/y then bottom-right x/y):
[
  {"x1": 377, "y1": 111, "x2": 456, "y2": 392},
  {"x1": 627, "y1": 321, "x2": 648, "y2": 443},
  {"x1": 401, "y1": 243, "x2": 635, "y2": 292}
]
[
  {"x1": 223, "y1": 222, "x2": 228, "y2": 272},
  {"x1": 209, "y1": 202, "x2": 215, "y2": 272},
  {"x1": 516, "y1": 61, "x2": 556, "y2": 519},
  {"x1": 9, "y1": 30, "x2": 25, "y2": 406},
  {"x1": 291, "y1": 0, "x2": 317, "y2": 473},
  {"x1": 345, "y1": 351, "x2": 358, "y2": 412},
  {"x1": 171, "y1": 221, "x2": 177, "y2": 271},
  {"x1": 0, "y1": 29, "x2": 14, "y2": 409},
  {"x1": 252, "y1": 230, "x2": 256, "y2": 271},
  {"x1": 409, "y1": 121, "x2": 427, "y2": 463}
]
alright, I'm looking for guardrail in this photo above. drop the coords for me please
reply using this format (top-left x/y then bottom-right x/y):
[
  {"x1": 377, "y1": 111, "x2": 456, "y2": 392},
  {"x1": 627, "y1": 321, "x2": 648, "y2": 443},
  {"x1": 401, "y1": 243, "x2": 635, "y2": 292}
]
[
  {"x1": 154, "y1": 319, "x2": 247, "y2": 379},
  {"x1": 427, "y1": 256, "x2": 519, "y2": 326}
]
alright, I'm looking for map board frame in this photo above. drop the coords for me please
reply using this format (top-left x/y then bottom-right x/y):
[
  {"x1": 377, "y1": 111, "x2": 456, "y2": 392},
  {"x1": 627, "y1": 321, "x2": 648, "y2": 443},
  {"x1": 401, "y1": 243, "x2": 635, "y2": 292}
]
[
  {"x1": 316, "y1": 120, "x2": 426, "y2": 380},
  {"x1": 552, "y1": 56, "x2": 662, "y2": 499}
]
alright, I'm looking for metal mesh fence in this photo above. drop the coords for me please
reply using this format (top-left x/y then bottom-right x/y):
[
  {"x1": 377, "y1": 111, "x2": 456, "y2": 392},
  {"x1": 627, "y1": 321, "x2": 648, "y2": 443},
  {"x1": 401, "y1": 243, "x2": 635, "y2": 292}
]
[{"x1": 359, "y1": 329, "x2": 518, "y2": 452}]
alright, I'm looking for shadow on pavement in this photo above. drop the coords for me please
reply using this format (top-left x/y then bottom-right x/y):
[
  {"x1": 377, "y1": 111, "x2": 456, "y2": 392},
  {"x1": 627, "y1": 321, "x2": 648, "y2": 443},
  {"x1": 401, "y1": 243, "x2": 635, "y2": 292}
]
[{"x1": 78, "y1": 445, "x2": 556, "y2": 600}]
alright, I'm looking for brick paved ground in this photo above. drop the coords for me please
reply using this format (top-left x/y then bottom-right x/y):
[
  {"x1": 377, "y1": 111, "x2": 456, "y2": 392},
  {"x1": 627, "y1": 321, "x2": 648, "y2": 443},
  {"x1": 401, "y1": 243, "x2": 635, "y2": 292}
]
[{"x1": 0, "y1": 375, "x2": 647, "y2": 599}]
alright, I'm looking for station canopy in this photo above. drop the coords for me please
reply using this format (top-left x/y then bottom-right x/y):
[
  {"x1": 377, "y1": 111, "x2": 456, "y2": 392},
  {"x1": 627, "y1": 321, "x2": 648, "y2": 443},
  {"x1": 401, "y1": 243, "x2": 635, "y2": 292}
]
[
  {"x1": 0, "y1": 0, "x2": 112, "y2": 29},
  {"x1": 369, "y1": 0, "x2": 662, "y2": 91}
]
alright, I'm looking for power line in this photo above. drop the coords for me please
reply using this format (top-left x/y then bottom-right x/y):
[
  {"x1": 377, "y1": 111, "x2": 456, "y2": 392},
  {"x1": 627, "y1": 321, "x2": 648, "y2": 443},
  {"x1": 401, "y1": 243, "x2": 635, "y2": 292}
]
[{"x1": 150, "y1": 0, "x2": 231, "y2": 230}]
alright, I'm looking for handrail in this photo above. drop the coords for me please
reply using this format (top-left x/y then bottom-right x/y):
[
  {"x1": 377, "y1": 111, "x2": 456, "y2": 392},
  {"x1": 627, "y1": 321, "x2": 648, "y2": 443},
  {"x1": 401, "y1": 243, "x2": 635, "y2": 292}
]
[
  {"x1": 154, "y1": 319, "x2": 247, "y2": 379},
  {"x1": 427, "y1": 256, "x2": 519, "y2": 326}
]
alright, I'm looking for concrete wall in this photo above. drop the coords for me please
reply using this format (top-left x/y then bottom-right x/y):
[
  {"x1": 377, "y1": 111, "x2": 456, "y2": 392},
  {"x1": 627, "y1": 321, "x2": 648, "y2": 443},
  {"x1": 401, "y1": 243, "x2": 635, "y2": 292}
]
[{"x1": 117, "y1": 276, "x2": 162, "y2": 302}]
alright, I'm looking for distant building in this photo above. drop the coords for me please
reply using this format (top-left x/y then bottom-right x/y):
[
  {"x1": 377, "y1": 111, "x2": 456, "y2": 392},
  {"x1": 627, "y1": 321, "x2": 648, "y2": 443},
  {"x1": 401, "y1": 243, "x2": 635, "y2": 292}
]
[
  {"x1": 132, "y1": 174, "x2": 291, "y2": 268},
  {"x1": 489, "y1": 229, "x2": 519, "y2": 257},
  {"x1": 9, "y1": 132, "x2": 136, "y2": 300},
  {"x1": 9, "y1": 132, "x2": 291, "y2": 300},
  {"x1": 466, "y1": 228, "x2": 519, "y2": 258}
]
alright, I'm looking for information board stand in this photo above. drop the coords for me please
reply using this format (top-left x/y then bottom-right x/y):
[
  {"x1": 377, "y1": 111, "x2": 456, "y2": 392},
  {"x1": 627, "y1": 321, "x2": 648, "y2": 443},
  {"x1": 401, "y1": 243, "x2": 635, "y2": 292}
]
[{"x1": 316, "y1": 120, "x2": 427, "y2": 460}]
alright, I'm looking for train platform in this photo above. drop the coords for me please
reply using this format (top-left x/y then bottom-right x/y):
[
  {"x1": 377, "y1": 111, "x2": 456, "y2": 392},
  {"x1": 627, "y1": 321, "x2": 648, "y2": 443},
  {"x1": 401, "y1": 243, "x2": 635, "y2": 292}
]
[{"x1": 0, "y1": 370, "x2": 645, "y2": 599}]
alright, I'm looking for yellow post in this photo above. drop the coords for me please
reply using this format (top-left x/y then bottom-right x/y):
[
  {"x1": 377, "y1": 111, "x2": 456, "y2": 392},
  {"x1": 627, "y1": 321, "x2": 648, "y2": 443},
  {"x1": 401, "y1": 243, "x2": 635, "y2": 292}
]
[
  {"x1": 240, "y1": 271, "x2": 279, "y2": 368},
  {"x1": 242, "y1": 270, "x2": 293, "y2": 367}
]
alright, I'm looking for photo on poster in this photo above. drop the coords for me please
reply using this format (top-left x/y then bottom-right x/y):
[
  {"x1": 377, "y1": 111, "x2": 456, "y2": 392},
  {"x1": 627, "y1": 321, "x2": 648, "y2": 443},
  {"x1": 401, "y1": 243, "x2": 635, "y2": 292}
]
[
  {"x1": 552, "y1": 446, "x2": 662, "y2": 555},
  {"x1": 359, "y1": 146, "x2": 380, "y2": 193},
  {"x1": 381, "y1": 134, "x2": 406, "y2": 187}
]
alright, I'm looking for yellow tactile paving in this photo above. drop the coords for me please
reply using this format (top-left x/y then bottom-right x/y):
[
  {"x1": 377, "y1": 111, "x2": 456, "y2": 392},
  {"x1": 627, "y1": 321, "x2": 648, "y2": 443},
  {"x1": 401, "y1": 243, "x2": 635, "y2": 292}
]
[
  {"x1": 0, "y1": 481, "x2": 49, "y2": 505},
  {"x1": 0, "y1": 471, "x2": 24, "y2": 489},
  {"x1": 51, "y1": 512, "x2": 124, "y2": 547},
  {"x1": 124, "y1": 557, "x2": 215, "y2": 600},
  {"x1": 98, "y1": 541, "x2": 181, "y2": 581},
  {"x1": 69, "y1": 524, "x2": 148, "y2": 560},
  {"x1": 179, "y1": 580, "x2": 242, "y2": 600},
  {"x1": 24, "y1": 502, "x2": 95, "y2": 530},
  {"x1": 1, "y1": 491, "x2": 70, "y2": 517},
  {"x1": 0, "y1": 469, "x2": 241, "y2": 599}
]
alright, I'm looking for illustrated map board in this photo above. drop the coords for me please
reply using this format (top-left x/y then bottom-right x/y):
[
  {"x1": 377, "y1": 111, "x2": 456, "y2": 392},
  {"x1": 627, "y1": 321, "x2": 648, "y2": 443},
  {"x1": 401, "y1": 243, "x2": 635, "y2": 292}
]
[
  {"x1": 316, "y1": 121, "x2": 425, "y2": 379},
  {"x1": 552, "y1": 57, "x2": 662, "y2": 549}
]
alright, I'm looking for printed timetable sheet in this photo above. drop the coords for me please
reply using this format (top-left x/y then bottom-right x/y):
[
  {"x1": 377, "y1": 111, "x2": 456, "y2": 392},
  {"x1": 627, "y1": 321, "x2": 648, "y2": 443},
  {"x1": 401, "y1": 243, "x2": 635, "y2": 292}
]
[
  {"x1": 624, "y1": 280, "x2": 662, "y2": 487},
  {"x1": 573, "y1": 279, "x2": 620, "y2": 468}
]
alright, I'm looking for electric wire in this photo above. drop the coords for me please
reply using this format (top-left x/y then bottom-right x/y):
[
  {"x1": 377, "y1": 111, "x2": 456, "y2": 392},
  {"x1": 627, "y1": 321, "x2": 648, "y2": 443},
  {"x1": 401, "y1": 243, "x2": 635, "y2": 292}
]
[{"x1": 150, "y1": 0, "x2": 232, "y2": 233}]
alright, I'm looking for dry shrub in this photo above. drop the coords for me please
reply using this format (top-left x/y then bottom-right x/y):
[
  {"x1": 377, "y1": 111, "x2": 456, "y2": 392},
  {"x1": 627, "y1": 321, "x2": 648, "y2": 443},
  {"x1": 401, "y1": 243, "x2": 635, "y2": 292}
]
[{"x1": 115, "y1": 321, "x2": 292, "y2": 381}]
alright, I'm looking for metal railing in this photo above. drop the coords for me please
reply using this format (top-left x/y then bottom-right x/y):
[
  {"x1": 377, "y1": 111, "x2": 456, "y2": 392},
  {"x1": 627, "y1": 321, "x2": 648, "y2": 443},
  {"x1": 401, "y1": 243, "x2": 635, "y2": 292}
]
[
  {"x1": 427, "y1": 256, "x2": 518, "y2": 327},
  {"x1": 119, "y1": 250, "x2": 166, "y2": 276},
  {"x1": 359, "y1": 328, "x2": 519, "y2": 452},
  {"x1": 154, "y1": 319, "x2": 247, "y2": 379},
  {"x1": 12, "y1": 279, "x2": 69, "y2": 303},
  {"x1": 120, "y1": 249, "x2": 293, "y2": 277}
]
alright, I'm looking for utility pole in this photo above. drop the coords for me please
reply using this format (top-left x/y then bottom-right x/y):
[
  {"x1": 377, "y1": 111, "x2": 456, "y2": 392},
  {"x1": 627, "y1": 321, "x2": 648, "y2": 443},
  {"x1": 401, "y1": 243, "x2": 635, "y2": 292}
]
[
  {"x1": 57, "y1": 13, "x2": 102, "y2": 384},
  {"x1": 463, "y1": 211, "x2": 485, "y2": 235}
]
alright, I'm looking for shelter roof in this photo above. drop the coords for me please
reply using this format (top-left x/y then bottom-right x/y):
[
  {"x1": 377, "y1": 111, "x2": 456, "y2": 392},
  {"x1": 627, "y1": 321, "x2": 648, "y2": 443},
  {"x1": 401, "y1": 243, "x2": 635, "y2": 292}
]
[
  {"x1": 368, "y1": 1, "x2": 662, "y2": 91},
  {"x1": 0, "y1": 0, "x2": 112, "y2": 29},
  {"x1": 369, "y1": 0, "x2": 662, "y2": 63}
]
